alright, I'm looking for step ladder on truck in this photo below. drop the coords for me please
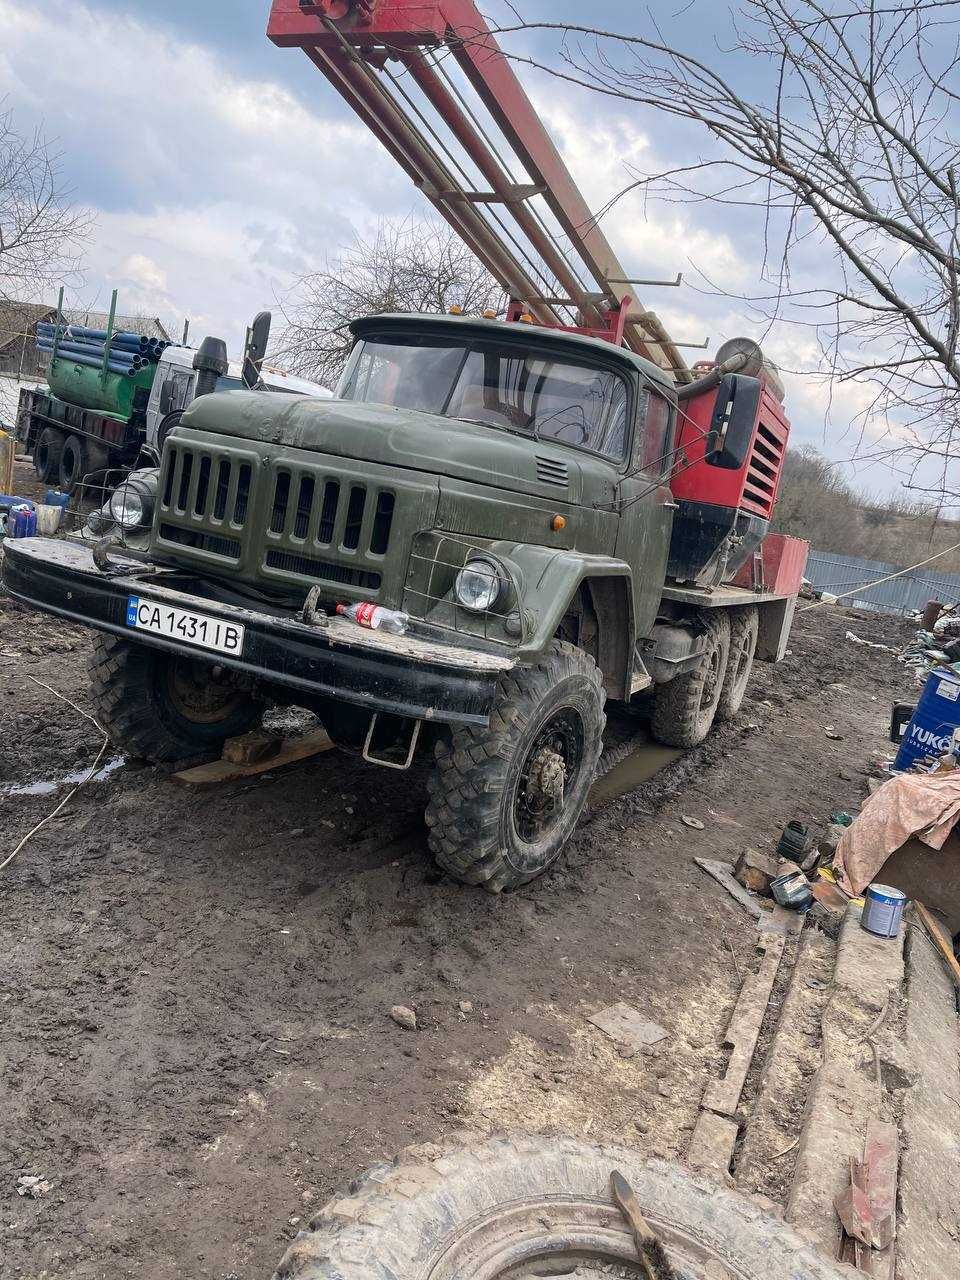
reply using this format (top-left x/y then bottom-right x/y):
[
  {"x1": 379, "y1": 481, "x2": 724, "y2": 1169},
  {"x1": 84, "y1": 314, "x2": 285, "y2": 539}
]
[{"x1": 0, "y1": 0, "x2": 807, "y2": 892}]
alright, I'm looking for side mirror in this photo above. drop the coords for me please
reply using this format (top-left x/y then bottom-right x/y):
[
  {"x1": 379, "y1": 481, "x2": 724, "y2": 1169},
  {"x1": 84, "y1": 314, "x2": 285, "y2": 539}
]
[
  {"x1": 158, "y1": 380, "x2": 175, "y2": 415},
  {"x1": 705, "y1": 374, "x2": 762, "y2": 470}
]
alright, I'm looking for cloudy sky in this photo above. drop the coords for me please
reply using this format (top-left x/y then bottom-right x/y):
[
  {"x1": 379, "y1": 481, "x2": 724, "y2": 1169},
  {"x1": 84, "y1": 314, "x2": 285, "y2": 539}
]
[{"x1": 0, "y1": 0, "x2": 937, "y2": 499}]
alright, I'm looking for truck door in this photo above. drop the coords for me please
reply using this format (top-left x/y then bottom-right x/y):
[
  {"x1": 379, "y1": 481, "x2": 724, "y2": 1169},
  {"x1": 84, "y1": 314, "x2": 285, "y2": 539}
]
[
  {"x1": 614, "y1": 387, "x2": 676, "y2": 641},
  {"x1": 146, "y1": 364, "x2": 195, "y2": 454}
]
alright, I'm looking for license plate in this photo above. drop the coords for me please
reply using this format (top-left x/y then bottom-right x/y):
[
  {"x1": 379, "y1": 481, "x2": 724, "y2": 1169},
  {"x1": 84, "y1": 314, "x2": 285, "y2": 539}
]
[{"x1": 126, "y1": 596, "x2": 245, "y2": 656}]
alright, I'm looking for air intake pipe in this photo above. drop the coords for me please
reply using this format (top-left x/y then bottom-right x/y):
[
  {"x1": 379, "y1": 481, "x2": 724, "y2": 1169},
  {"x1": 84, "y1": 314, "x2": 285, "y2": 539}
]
[
  {"x1": 193, "y1": 336, "x2": 228, "y2": 398},
  {"x1": 677, "y1": 337, "x2": 784, "y2": 403}
]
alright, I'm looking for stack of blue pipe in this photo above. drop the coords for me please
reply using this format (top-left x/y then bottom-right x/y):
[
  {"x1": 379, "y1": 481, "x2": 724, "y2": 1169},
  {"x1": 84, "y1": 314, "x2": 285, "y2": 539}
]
[{"x1": 36, "y1": 321, "x2": 171, "y2": 378}]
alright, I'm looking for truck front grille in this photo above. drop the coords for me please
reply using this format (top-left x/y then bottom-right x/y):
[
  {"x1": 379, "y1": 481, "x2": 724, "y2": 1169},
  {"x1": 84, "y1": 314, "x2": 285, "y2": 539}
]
[
  {"x1": 154, "y1": 434, "x2": 430, "y2": 604},
  {"x1": 266, "y1": 470, "x2": 395, "y2": 558},
  {"x1": 161, "y1": 447, "x2": 252, "y2": 530},
  {"x1": 264, "y1": 549, "x2": 381, "y2": 590}
]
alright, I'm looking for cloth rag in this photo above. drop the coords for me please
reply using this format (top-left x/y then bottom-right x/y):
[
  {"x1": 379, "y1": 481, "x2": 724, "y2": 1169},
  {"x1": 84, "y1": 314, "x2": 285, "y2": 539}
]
[{"x1": 835, "y1": 770, "x2": 960, "y2": 896}]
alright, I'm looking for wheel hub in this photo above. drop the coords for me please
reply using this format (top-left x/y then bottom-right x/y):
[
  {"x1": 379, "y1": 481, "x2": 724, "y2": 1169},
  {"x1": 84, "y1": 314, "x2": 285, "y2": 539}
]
[
  {"x1": 527, "y1": 746, "x2": 566, "y2": 809},
  {"x1": 513, "y1": 708, "x2": 585, "y2": 844},
  {"x1": 165, "y1": 659, "x2": 244, "y2": 724}
]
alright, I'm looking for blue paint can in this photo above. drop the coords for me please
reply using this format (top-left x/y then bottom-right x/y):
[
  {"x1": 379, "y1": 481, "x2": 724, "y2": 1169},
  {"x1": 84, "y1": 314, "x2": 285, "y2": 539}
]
[
  {"x1": 894, "y1": 671, "x2": 960, "y2": 770},
  {"x1": 861, "y1": 884, "x2": 907, "y2": 938}
]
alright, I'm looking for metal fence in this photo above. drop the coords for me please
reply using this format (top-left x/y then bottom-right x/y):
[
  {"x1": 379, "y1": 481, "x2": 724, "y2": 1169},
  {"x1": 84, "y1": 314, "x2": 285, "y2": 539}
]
[{"x1": 805, "y1": 550, "x2": 960, "y2": 616}]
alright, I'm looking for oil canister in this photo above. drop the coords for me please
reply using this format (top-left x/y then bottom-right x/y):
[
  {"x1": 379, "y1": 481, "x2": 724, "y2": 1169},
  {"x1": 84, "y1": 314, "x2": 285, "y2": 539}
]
[
  {"x1": 894, "y1": 670, "x2": 960, "y2": 771},
  {"x1": 861, "y1": 884, "x2": 907, "y2": 938}
]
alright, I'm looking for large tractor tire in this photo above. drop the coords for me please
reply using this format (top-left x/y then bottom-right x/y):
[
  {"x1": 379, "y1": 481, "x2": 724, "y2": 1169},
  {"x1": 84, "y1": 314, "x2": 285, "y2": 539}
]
[
  {"x1": 651, "y1": 612, "x2": 731, "y2": 748},
  {"x1": 717, "y1": 605, "x2": 759, "y2": 722},
  {"x1": 273, "y1": 1135, "x2": 854, "y2": 1280},
  {"x1": 425, "y1": 641, "x2": 605, "y2": 892},
  {"x1": 89, "y1": 634, "x2": 262, "y2": 762},
  {"x1": 33, "y1": 427, "x2": 64, "y2": 484}
]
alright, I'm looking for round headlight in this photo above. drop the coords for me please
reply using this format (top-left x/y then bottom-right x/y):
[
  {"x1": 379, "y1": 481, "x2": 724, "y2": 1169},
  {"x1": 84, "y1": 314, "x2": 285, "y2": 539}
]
[
  {"x1": 454, "y1": 557, "x2": 504, "y2": 613},
  {"x1": 108, "y1": 471, "x2": 157, "y2": 531}
]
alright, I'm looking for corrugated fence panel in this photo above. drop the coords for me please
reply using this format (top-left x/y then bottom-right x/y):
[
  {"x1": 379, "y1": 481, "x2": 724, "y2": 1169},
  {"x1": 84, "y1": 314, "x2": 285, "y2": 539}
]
[{"x1": 805, "y1": 550, "x2": 960, "y2": 616}]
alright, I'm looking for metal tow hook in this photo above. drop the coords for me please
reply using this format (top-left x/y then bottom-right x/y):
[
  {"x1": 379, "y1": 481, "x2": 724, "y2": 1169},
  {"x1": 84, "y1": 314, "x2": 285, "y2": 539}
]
[{"x1": 301, "y1": 585, "x2": 329, "y2": 628}]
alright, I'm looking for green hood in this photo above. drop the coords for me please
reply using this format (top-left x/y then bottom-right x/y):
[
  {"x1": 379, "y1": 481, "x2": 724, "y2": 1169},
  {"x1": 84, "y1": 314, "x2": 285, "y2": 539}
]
[{"x1": 181, "y1": 390, "x2": 614, "y2": 506}]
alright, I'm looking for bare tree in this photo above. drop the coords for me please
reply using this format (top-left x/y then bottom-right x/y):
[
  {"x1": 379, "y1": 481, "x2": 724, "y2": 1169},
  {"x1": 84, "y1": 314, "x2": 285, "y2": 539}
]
[
  {"x1": 490, "y1": 2, "x2": 960, "y2": 506},
  {"x1": 0, "y1": 104, "x2": 90, "y2": 304},
  {"x1": 276, "y1": 217, "x2": 504, "y2": 387}
]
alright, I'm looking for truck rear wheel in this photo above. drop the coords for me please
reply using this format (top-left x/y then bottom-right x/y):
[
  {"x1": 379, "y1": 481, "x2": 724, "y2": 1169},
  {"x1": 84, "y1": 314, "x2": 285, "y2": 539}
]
[
  {"x1": 89, "y1": 635, "x2": 262, "y2": 762},
  {"x1": 60, "y1": 435, "x2": 110, "y2": 496},
  {"x1": 651, "y1": 612, "x2": 730, "y2": 748},
  {"x1": 33, "y1": 427, "x2": 64, "y2": 484},
  {"x1": 425, "y1": 641, "x2": 605, "y2": 892},
  {"x1": 59, "y1": 434, "x2": 87, "y2": 495},
  {"x1": 716, "y1": 606, "x2": 758, "y2": 721}
]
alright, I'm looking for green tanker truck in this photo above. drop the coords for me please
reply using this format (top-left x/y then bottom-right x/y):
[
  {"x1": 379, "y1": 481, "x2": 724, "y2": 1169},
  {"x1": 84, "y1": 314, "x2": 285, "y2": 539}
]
[{"x1": 17, "y1": 307, "x2": 331, "y2": 495}]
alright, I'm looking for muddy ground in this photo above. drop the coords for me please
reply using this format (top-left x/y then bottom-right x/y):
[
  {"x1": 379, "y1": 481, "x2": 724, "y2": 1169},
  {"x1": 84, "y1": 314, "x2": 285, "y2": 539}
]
[{"x1": 0, "y1": 536, "x2": 917, "y2": 1279}]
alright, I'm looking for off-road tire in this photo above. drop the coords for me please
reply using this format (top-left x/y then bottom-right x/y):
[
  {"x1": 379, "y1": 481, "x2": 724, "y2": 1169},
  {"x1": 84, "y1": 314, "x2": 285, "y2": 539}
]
[
  {"x1": 58, "y1": 434, "x2": 88, "y2": 495},
  {"x1": 88, "y1": 634, "x2": 262, "y2": 762},
  {"x1": 425, "y1": 641, "x2": 605, "y2": 892},
  {"x1": 717, "y1": 605, "x2": 759, "y2": 722},
  {"x1": 34, "y1": 427, "x2": 64, "y2": 484},
  {"x1": 273, "y1": 1134, "x2": 854, "y2": 1280},
  {"x1": 651, "y1": 612, "x2": 731, "y2": 748}
]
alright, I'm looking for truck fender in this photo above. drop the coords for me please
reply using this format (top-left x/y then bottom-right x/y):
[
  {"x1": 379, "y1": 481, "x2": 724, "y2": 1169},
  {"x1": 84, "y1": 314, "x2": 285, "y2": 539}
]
[
  {"x1": 498, "y1": 544, "x2": 635, "y2": 699},
  {"x1": 645, "y1": 620, "x2": 707, "y2": 684}
]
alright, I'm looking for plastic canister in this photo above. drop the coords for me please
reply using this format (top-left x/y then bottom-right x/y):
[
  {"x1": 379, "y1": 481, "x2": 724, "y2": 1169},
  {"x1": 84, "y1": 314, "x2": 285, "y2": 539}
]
[
  {"x1": 860, "y1": 884, "x2": 907, "y2": 938},
  {"x1": 44, "y1": 489, "x2": 71, "y2": 510},
  {"x1": 894, "y1": 670, "x2": 960, "y2": 770}
]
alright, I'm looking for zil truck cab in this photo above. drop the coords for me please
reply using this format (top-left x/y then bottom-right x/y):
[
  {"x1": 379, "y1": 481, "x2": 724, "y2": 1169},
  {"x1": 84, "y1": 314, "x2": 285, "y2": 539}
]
[{"x1": 2, "y1": 313, "x2": 805, "y2": 891}]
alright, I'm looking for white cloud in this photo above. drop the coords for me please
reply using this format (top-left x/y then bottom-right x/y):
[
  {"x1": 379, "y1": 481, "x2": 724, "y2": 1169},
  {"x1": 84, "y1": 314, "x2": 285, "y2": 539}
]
[{"x1": 0, "y1": 0, "x2": 409, "y2": 355}]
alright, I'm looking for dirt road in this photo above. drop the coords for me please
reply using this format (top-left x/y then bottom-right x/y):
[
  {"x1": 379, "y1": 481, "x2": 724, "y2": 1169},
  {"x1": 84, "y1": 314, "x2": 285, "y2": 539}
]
[{"x1": 0, "y1": 585, "x2": 914, "y2": 1280}]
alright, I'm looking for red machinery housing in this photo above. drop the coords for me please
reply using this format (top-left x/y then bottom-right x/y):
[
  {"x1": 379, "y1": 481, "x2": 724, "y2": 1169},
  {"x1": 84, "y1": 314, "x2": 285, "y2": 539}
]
[{"x1": 666, "y1": 367, "x2": 790, "y2": 586}]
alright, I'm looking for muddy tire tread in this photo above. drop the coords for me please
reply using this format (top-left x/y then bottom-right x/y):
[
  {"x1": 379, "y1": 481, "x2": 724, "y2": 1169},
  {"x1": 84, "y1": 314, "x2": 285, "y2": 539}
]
[
  {"x1": 651, "y1": 612, "x2": 731, "y2": 748},
  {"x1": 88, "y1": 634, "x2": 260, "y2": 762},
  {"x1": 272, "y1": 1134, "x2": 853, "y2": 1280},
  {"x1": 716, "y1": 605, "x2": 759, "y2": 722},
  {"x1": 425, "y1": 641, "x2": 605, "y2": 891}
]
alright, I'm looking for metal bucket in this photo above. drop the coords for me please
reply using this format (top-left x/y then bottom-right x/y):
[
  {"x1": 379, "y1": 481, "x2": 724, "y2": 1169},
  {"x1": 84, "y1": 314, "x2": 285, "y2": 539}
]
[{"x1": 861, "y1": 884, "x2": 907, "y2": 938}]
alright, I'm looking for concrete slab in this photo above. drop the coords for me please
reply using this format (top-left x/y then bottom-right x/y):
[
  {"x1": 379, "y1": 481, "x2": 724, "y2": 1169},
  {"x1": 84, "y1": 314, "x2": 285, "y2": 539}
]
[
  {"x1": 786, "y1": 905, "x2": 903, "y2": 1259},
  {"x1": 896, "y1": 920, "x2": 960, "y2": 1280}
]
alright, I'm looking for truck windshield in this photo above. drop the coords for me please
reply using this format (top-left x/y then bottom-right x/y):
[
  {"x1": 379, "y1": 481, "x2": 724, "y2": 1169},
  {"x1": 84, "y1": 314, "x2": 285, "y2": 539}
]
[{"x1": 338, "y1": 335, "x2": 629, "y2": 459}]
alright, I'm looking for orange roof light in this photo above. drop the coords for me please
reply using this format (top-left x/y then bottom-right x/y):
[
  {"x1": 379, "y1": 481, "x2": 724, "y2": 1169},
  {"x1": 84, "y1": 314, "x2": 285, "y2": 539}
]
[
  {"x1": 482, "y1": 309, "x2": 498, "y2": 319},
  {"x1": 448, "y1": 304, "x2": 463, "y2": 315}
]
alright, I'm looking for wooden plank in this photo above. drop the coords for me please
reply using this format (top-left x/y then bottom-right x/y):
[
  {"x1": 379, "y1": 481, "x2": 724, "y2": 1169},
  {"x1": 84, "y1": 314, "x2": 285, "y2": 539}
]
[
  {"x1": 694, "y1": 856, "x2": 764, "y2": 923},
  {"x1": 222, "y1": 730, "x2": 284, "y2": 765},
  {"x1": 694, "y1": 857, "x2": 801, "y2": 935},
  {"x1": 686, "y1": 1110, "x2": 739, "y2": 1179},
  {"x1": 701, "y1": 932, "x2": 787, "y2": 1116},
  {"x1": 914, "y1": 900, "x2": 960, "y2": 989},
  {"x1": 171, "y1": 727, "x2": 334, "y2": 787}
]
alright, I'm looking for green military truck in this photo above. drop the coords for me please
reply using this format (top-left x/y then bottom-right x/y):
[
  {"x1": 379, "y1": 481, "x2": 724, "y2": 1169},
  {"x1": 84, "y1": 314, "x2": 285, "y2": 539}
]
[{"x1": 3, "y1": 313, "x2": 804, "y2": 890}]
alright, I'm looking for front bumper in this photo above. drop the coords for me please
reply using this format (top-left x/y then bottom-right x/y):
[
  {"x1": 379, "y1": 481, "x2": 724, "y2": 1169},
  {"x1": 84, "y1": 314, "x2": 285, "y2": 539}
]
[{"x1": 2, "y1": 538, "x2": 514, "y2": 726}]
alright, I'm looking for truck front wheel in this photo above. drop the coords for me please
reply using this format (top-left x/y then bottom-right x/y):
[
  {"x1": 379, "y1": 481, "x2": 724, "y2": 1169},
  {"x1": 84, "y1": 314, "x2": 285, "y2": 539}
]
[
  {"x1": 425, "y1": 641, "x2": 605, "y2": 892},
  {"x1": 89, "y1": 635, "x2": 263, "y2": 762},
  {"x1": 651, "y1": 612, "x2": 730, "y2": 748}
]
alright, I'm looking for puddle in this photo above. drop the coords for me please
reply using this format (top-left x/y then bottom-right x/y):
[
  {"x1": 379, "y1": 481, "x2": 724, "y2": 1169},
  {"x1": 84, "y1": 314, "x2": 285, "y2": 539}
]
[
  {"x1": 2, "y1": 756, "x2": 126, "y2": 798},
  {"x1": 588, "y1": 736, "x2": 683, "y2": 806}
]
